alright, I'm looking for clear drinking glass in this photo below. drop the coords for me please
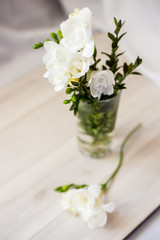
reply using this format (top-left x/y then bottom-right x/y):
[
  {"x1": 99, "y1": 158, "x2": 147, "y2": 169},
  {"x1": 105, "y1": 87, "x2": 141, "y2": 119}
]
[{"x1": 77, "y1": 93, "x2": 121, "y2": 158}]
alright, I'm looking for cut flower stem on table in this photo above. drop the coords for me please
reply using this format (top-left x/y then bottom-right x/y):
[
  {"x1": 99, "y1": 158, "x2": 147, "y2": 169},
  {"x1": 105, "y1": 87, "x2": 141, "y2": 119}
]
[
  {"x1": 55, "y1": 123, "x2": 142, "y2": 229},
  {"x1": 55, "y1": 124, "x2": 142, "y2": 192}
]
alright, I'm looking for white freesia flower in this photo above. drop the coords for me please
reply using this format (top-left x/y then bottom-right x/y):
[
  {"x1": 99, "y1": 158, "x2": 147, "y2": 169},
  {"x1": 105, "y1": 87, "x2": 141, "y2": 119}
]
[
  {"x1": 43, "y1": 41, "x2": 94, "y2": 91},
  {"x1": 61, "y1": 183, "x2": 115, "y2": 229},
  {"x1": 69, "y1": 51, "x2": 94, "y2": 79},
  {"x1": 60, "y1": 8, "x2": 94, "y2": 58},
  {"x1": 89, "y1": 70, "x2": 115, "y2": 100}
]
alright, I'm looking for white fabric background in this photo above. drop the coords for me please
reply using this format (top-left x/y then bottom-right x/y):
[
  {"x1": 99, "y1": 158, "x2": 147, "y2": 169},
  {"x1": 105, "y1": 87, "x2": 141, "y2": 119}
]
[
  {"x1": 1, "y1": 0, "x2": 160, "y2": 87},
  {"x1": 60, "y1": 0, "x2": 160, "y2": 86},
  {"x1": 102, "y1": 0, "x2": 160, "y2": 86},
  {"x1": 0, "y1": 0, "x2": 65, "y2": 86}
]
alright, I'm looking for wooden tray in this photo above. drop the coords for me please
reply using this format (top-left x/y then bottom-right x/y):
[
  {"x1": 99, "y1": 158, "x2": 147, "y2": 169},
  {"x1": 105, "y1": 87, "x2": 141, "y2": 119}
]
[{"x1": 0, "y1": 34, "x2": 160, "y2": 240}]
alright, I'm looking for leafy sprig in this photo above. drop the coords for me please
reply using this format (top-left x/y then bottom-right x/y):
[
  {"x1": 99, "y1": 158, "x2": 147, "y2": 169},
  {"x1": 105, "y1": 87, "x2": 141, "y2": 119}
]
[
  {"x1": 32, "y1": 30, "x2": 63, "y2": 49},
  {"x1": 102, "y1": 18, "x2": 126, "y2": 74},
  {"x1": 90, "y1": 47, "x2": 101, "y2": 70},
  {"x1": 63, "y1": 75, "x2": 94, "y2": 115},
  {"x1": 102, "y1": 17, "x2": 142, "y2": 94}
]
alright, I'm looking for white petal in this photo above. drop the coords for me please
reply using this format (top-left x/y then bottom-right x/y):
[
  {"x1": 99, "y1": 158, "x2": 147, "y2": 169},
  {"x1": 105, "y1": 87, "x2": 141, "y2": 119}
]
[
  {"x1": 87, "y1": 209, "x2": 107, "y2": 229},
  {"x1": 76, "y1": 7, "x2": 92, "y2": 25},
  {"x1": 61, "y1": 198, "x2": 71, "y2": 210},
  {"x1": 43, "y1": 71, "x2": 49, "y2": 78},
  {"x1": 88, "y1": 184, "x2": 101, "y2": 199},
  {"x1": 105, "y1": 70, "x2": 115, "y2": 84},
  {"x1": 60, "y1": 27, "x2": 87, "y2": 53},
  {"x1": 105, "y1": 85, "x2": 114, "y2": 95},
  {"x1": 81, "y1": 209, "x2": 92, "y2": 221},
  {"x1": 60, "y1": 7, "x2": 93, "y2": 54},
  {"x1": 102, "y1": 202, "x2": 115, "y2": 213},
  {"x1": 90, "y1": 88, "x2": 98, "y2": 98},
  {"x1": 54, "y1": 84, "x2": 65, "y2": 91},
  {"x1": 89, "y1": 70, "x2": 115, "y2": 99},
  {"x1": 43, "y1": 41, "x2": 58, "y2": 51},
  {"x1": 82, "y1": 38, "x2": 94, "y2": 58}
]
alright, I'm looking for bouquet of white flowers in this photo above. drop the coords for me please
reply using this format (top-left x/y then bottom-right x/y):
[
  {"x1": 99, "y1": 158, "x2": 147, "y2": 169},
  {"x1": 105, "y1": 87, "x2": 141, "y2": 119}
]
[
  {"x1": 33, "y1": 7, "x2": 142, "y2": 110},
  {"x1": 33, "y1": 7, "x2": 142, "y2": 158}
]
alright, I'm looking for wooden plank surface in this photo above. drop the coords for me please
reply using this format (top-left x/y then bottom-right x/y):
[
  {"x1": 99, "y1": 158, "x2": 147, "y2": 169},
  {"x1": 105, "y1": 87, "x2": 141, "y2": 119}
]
[{"x1": 0, "y1": 34, "x2": 160, "y2": 240}]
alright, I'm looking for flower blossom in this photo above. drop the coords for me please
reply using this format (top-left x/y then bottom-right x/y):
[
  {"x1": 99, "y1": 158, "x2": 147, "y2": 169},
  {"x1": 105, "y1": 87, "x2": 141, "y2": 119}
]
[
  {"x1": 61, "y1": 183, "x2": 115, "y2": 229},
  {"x1": 43, "y1": 41, "x2": 94, "y2": 91},
  {"x1": 60, "y1": 8, "x2": 94, "y2": 58},
  {"x1": 89, "y1": 70, "x2": 115, "y2": 100}
]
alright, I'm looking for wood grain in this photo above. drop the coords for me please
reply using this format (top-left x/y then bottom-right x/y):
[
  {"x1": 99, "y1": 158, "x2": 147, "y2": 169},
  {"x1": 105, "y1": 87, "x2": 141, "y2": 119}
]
[{"x1": 0, "y1": 34, "x2": 160, "y2": 240}]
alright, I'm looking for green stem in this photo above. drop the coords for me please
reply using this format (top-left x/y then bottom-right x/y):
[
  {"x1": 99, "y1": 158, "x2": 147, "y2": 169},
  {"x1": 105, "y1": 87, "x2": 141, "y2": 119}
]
[{"x1": 101, "y1": 123, "x2": 142, "y2": 191}]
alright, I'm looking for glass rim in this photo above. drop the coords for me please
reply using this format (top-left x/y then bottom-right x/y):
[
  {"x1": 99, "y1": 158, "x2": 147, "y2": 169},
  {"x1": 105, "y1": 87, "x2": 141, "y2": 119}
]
[{"x1": 95, "y1": 91, "x2": 121, "y2": 103}]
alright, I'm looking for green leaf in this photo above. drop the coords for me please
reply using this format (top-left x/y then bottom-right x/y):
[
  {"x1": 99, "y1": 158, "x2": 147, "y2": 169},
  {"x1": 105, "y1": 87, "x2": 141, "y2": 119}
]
[
  {"x1": 116, "y1": 83, "x2": 126, "y2": 90},
  {"x1": 114, "y1": 17, "x2": 118, "y2": 27},
  {"x1": 57, "y1": 30, "x2": 63, "y2": 39},
  {"x1": 63, "y1": 99, "x2": 71, "y2": 104},
  {"x1": 114, "y1": 65, "x2": 122, "y2": 73},
  {"x1": 128, "y1": 63, "x2": 133, "y2": 73},
  {"x1": 118, "y1": 32, "x2": 127, "y2": 41},
  {"x1": 114, "y1": 27, "x2": 120, "y2": 35},
  {"x1": 74, "y1": 108, "x2": 78, "y2": 116},
  {"x1": 80, "y1": 75, "x2": 87, "y2": 84},
  {"x1": 50, "y1": 32, "x2": 59, "y2": 44},
  {"x1": 71, "y1": 95, "x2": 77, "y2": 102},
  {"x1": 114, "y1": 20, "x2": 125, "y2": 35},
  {"x1": 108, "y1": 32, "x2": 115, "y2": 41},
  {"x1": 65, "y1": 88, "x2": 73, "y2": 94},
  {"x1": 93, "y1": 47, "x2": 97, "y2": 61},
  {"x1": 123, "y1": 62, "x2": 128, "y2": 75},
  {"x1": 116, "y1": 51, "x2": 125, "y2": 58},
  {"x1": 134, "y1": 57, "x2": 142, "y2": 68},
  {"x1": 115, "y1": 72, "x2": 123, "y2": 81},
  {"x1": 118, "y1": 20, "x2": 122, "y2": 27},
  {"x1": 131, "y1": 71, "x2": 142, "y2": 75},
  {"x1": 91, "y1": 58, "x2": 101, "y2": 70},
  {"x1": 102, "y1": 65, "x2": 107, "y2": 70},
  {"x1": 95, "y1": 59, "x2": 101, "y2": 65},
  {"x1": 70, "y1": 104, "x2": 75, "y2": 111},
  {"x1": 62, "y1": 185, "x2": 70, "y2": 191},
  {"x1": 32, "y1": 42, "x2": 44, "y2": 49},
  {"x1": 71, "y1": 81, "x2": 79, "y2": 87},
  {"x1": 45, "y1": 38, "x2": 50, "y2": 42},
  {"x1": 101, "y1": 52, "x2": 112, "y2": 59}
]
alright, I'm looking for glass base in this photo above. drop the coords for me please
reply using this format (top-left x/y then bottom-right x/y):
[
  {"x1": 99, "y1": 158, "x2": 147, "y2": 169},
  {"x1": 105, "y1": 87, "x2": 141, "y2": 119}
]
[{"x1": 77, "y1": 134, "x2": 112, "y2": 158}]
